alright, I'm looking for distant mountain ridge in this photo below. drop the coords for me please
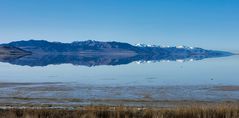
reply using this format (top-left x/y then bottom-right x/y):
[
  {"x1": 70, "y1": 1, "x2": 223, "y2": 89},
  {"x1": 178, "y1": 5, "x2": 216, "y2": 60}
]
[
  {"x1": 1, "y1": 40, "x2": 233, "y2": 56},
  {"x1": 2, "y1": 40, "x2": 140, "y2": 55},
  {"x1": 0, "y1": 39, "x2": 234, "y2": 67}
]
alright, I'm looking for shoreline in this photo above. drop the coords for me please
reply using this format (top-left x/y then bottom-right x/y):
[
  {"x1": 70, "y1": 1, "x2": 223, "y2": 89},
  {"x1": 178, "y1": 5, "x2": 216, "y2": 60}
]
[
  {"x1": 1, "y1": 100, "x2": 239, "y2": 109},
  {"x1": 0, "y1": 102, "x2": 239, "y2": 118},
  {"x1": 1, "y1": 83, "x2": 239, "y2": 117}
]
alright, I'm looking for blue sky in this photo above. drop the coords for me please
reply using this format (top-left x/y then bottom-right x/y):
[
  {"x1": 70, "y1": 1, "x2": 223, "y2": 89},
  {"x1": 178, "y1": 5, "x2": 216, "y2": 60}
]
[{"x1": 0, "y1": 0, "x2": 238, "y2": 52}]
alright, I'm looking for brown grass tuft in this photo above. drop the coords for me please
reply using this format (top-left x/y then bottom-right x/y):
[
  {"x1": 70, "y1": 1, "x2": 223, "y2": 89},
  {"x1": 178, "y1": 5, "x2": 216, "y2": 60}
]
[{"x1": 0, "y1": 105, "x2": 238, "y2": 118}]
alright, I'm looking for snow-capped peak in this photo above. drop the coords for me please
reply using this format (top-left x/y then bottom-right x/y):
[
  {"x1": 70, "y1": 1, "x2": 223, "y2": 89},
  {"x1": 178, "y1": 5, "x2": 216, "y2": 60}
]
[
  {"x1": 176, "y1": 45, "x2": 195, "y2": 49},
  {"x1": 135, "y1": 43, "x2": 158, "y2": 47},
  {"x1": 176, "y1": 45, "x2": 186, "y2": 49},
  {"x1": 135, "y1": 43, "x2": 147, "y2": 47},
  {"x1": 135, "y1": 44, "x2": 195, "y2": 49}
]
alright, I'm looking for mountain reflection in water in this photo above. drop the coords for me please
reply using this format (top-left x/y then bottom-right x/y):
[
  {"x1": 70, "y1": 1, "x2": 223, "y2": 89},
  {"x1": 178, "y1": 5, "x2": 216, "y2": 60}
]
[{"x1": 0, "y1": 53, "x2": 232, "y2": 67}]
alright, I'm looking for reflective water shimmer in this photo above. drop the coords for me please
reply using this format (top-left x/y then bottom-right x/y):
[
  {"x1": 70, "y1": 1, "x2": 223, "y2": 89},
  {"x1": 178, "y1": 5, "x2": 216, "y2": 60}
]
[
  {"x1": 0, "y1": 55, "x2": 238, "y2": 85},
  {"x1": 0, "y1": 55, "x2": 238, "y2": 106}
]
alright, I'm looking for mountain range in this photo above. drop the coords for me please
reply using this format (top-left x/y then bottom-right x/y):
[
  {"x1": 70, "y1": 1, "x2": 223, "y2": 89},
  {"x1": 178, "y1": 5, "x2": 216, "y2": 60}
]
[{"x1": 0, "y1": 40, "x2": 234, "y2": 67}]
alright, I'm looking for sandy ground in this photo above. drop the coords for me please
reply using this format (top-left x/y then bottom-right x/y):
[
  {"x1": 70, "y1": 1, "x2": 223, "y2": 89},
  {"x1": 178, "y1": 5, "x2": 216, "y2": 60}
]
[{"x1": 0, "y1": 82, "x2": 239, "y2": 109}]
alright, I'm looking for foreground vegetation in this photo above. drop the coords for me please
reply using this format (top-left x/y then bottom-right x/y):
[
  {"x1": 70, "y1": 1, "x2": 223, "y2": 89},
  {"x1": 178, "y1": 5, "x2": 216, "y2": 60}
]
[{"x1": 0, "y1": 105, "x2": 239, "y2": 118}]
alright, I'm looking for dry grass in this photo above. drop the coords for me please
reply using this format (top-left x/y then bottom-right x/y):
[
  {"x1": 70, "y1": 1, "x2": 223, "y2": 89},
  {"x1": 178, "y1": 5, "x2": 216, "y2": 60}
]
[{"x1": 0, "y1": 105, "x2": 239, "y2": 118}]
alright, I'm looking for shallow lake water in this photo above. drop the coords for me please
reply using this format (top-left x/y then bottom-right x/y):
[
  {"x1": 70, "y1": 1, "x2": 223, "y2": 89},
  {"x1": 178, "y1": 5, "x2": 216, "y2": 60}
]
[
  {"x1": 0, "y1": 55, "x2": 238, "y2": 85},
  {"x1": 0, "y1": 55, "x2": 238, "y2": 106}
]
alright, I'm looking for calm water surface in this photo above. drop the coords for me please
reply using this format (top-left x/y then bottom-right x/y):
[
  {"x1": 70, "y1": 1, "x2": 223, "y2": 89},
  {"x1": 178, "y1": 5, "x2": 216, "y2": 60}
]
[{"x1": 0, "y1": 55, "x2": 238, "y2": 86}]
